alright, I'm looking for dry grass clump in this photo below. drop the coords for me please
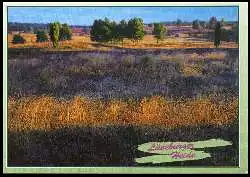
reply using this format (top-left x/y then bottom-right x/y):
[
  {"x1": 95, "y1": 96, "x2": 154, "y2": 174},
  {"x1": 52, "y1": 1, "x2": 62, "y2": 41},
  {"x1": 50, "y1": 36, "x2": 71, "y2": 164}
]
[
  {"x1": 158, "y1": 51, "x2": 229, "y2": 77},
  {"x1": 181, "y1": 63, "x2": 204, "y2": 76},
  {"x1": 8, "y1": 95, "x2": 238, "y2": 132},
  {"x1": 206, "y1": 52, "x2": 227, "y2": 60}
]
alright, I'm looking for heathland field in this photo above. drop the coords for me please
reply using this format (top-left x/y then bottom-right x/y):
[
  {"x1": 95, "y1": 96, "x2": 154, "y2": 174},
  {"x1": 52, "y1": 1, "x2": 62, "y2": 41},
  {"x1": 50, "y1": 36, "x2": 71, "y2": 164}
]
[
  {"x1": 8, "y1": 33, "x2": 239, "y2": 166},
  {"x1": 8, "y1": 33, "x2": 238, "y2": 50}
]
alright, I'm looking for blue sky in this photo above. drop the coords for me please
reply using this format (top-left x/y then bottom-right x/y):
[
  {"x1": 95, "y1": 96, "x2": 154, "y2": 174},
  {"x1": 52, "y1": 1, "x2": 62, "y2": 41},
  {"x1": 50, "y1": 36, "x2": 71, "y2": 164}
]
[{"x1": 8, "y1": 7, "x2": 238, "y2": 25}]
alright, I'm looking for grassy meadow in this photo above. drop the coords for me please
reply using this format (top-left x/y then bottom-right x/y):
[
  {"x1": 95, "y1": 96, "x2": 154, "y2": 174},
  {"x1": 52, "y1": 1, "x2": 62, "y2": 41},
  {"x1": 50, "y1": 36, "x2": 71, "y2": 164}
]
[
  {"x1": 7, "y1": 33, "x2": 239, "y2": 166},
  {"x1": 8, "y1": 33, "x2": 238, "y2": 50}
]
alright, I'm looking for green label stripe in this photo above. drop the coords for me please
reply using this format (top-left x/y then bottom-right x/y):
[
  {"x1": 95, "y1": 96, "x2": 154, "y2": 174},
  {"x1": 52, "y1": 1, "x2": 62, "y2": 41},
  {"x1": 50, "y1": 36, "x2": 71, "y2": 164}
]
[{"x1": 136, "y1": 139, "x2": 232, "y2": 164}]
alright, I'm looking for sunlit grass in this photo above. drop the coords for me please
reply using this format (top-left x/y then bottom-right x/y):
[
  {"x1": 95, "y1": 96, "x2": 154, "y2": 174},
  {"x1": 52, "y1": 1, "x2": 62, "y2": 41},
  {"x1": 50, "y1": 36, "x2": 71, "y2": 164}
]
[
  {"x1": 8, "y1": 95, "x2": 238, "y2": 132},
  {"x1": 8, "y1": 33, "x2": 238, "y2": 50}
]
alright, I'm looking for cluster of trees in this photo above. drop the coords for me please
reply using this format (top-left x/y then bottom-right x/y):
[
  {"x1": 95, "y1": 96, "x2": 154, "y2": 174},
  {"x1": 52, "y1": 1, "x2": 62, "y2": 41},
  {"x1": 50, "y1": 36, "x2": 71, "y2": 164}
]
[
  {"x1": 90, "y1": 17, "x2": 167, "y2": 44},
  {"x1": 190, "y1": 16, "x2": 239, "y2": 47},
  {"x1": 207, "y1": 22, "x2": 238, "y2": 45},
  {"x1": 90, "y1": 17, "x2": 145, "y2": 44},
  {"x1": 8, "y1": 22, "x2": 49, "y2": 33},
  {"x1": 213, "y1": 21, "x2": 239, "y2": 47},
  {"x1": 11, "y1": 18, "x2": 238, "y2": 48},
  {"x1": 48, "y1": 22, "x2": 72, "y2": 48},
  {"x1": 192, "y1": 20, "x2": 206, "y2": 29},
  {"x1": 192, "y1": 17, "x2": 226, "y2": 30},
  {"x1": 12, "y1": 22, "x2": 72, "y2": 47}
]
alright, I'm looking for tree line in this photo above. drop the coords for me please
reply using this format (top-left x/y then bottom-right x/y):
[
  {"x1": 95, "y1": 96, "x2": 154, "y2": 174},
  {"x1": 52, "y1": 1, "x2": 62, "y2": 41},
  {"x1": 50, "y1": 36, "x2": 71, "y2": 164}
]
[
  {"x1": 190, "y1": 17, "x2": 238, "y2": 44},
  {"x1": 12, "y1": 22, "x2": 72, "y2": 47},
  {"x1": 11, "y1": 17, "x2": 238, "y2": 48},
  {"x1": 12, "y1": 18, "x2": 168, "y2": 47},
  {"x1": 90, "y1": 17, "x2": 168, "y2": 44}
]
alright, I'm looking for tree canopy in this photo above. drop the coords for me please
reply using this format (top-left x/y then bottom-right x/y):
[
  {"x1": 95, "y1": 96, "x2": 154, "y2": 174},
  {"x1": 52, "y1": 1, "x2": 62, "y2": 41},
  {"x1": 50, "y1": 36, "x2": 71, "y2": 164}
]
[{"x1": 153, "y1": 23, "x2": 166, "y2": 43}]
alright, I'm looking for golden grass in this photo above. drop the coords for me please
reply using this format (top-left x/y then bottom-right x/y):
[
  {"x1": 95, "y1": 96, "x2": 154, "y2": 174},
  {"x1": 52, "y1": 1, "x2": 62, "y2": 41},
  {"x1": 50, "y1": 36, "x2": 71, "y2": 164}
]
[
  {"x1": 158, "y1": 51, "x2": 228, "y2": 76},
  {"x1": 8, "y1": 33, "x2": 239, "y2": 50},
  {"x1": 8, "y1": 95, "x2": 238, "y2": 132},
  {"x1": 206, "y1": 52, "x2": 227, "y2": 60},
  {"x1": 181, "y1": 63, "x2": 203, "y2": 77}
]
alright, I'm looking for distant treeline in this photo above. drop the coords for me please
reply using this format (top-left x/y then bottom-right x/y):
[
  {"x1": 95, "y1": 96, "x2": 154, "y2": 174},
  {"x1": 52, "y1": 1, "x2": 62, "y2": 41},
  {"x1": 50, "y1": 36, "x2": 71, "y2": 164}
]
[
  {"x1": 9, "y1": 17, "x2": 238, "y2": 47},
  {"x1": 148, "y1": 20, "x2": 237, "y2": 26},
  {"x1": 8, "y1": 23, "x2": 50, "y2": 33},
  {"x1": 8, "y1": 20, "x2": 238, "y2": 33},
  {"x1": 8, "y1": 22, "x2": 91, "y2": 33}
]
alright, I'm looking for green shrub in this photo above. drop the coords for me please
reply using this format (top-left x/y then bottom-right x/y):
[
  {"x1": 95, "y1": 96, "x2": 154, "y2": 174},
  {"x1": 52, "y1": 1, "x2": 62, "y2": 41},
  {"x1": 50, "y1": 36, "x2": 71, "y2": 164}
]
[
  {"x1": 59, "y1": 23, "x2": 72, "y2": 41},
  {"x1": 153, "y1": 23, "x2": 166, "y2": 43},
  {"x1": 12, "y1": 34, "x2": 25, "y2": 44},
  {"x1": 36, "y1": 31, "x2": 49, "y2": 42},
  {"x1": 139, "y1": 56, "x2": 153, "y2": 67}
]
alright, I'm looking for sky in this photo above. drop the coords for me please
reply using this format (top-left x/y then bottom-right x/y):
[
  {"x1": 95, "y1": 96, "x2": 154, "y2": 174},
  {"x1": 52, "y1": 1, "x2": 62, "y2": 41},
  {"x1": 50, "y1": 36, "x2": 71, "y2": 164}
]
[{"x1": 8, "y1": 6, "x2": 238, "y2": 25}]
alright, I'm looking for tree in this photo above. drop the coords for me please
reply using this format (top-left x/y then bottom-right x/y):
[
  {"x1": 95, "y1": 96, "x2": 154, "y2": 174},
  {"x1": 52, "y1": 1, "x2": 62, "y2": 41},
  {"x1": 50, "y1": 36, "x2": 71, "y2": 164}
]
[
  {"x1": 176, "y1": 19, "x2": 182, "y2": 28},
  {"x1": 90, "y1": 17, "x2": 144, "y2": 44},
  {"x1": 12, "y1": 34, "x2": 25, "y2": 44},
  {"x1": 90, "y1": 19, "x2": 103, "y2": 42},
  {"x1": 90, "y1": 18, "x2": 112, "y2": 43},
  {"x1": 153, "y1": 23, "x2": 166, "y2": 43},
  {"x1": 148, "y1": 24, "x2": 153, "y2": 28},
  {"x1": 36, "y1": 31, "x2": 49, "y2": 42},
  {"x1": 117, "y1": 20, "x2": 128, "y2": 45},
  {"x1": 214, "y1": 22, "x2": 221, "y2": 48},
  {"x1": 127, "y1": 18, "x2": 145, "y2": 43},
  {"x1": 110, "y1": 21, "x2": 119, "y2": 43},
  {"x1": 49, "y1": 22, "x2": 60, "y2": 48},
  {"x1": 199, "y1": 21, "x2": 207, "y2": 29},
  {"x1": 59, "y1": 23, "x2": 72, "y2": 41},
  {"x1": 232, "y1": 23, "x2": 239, "y2": 43},
  {"x1": 209, "y1": 16, "x2": 217, "y2": 29},
  {"x1": 192, "y1": 20, "x2": 200, "y2": 29},
  {"x1": 220, "y1": 18, "x2": 225, "y2": 27}
]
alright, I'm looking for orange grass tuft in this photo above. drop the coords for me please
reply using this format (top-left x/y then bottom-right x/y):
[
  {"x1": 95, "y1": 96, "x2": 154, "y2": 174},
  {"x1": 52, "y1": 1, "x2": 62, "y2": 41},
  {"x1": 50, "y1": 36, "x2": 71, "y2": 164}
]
[{"x1": 8, "y1": 95, "x2": 238, "y2": 132}]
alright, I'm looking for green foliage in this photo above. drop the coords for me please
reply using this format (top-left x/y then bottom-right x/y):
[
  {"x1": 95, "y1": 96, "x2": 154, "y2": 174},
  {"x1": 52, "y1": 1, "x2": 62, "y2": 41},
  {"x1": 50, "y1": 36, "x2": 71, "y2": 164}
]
[
  {"x1": 139, "y1": 56, "x2": 153, "y2": 67},
  {"x1": 90, "y1": 18, "x2": 112, "y2": 42},
  {"x1": 176, "y1": 19, "x2": 182, "y2": 27},
  {"x1": 232, "y1": 23, "x2": 239, "y2": 43},
  {"x1": 12, "y1": 34, "x2": 26, "y2": 44},
  {"x1": 199, "y1": 21, "x2": 207, "y2": 29},
  {"x1": 214, "y1": 22, "x2": 221, "y2": 48},
  {"x1": 209, "y1": 16, "x2": 217, "y2": 29},
  {"x1": 116, "y1": 20, "x2": 128, "y2": 44},
  {"x1": 192, "y1": 20, "x2": 200, "y2": 29},
  {"x1": 49, "y1": 22, "x2": 60, "y2": 48},
  {"x1": 221, "y1": 28, "x2": 232, "y2": 42},
  {"x1": 110, "y1": 21, "x2": 119, "y2": 43},
  {"x1": 59, "y1": 23, "x2": 72, "y2": 41},
  {"x1": 91, "y1": 17, "x2": 145, "y2": 44},
  {"x1": 220, "y1": 18, "x2": 225, "y2": 27},
  {"x1": 153, "y1": 23, "x2": 166, "y2": 43},
  {"x1": 36, "y1": 31, "x2": 49, "y2": 42},
  {"x1": 208, "y1": 26, "x2": 237, "y2": 43},
  {"x1": 127, "y1": 18, "x2": 145, "y2": 42}
]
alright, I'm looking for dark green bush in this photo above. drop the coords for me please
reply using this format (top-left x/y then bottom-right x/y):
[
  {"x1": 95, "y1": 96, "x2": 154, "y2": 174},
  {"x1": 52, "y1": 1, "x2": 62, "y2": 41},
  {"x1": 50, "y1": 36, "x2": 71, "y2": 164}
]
[
  {"x1": 12, "y1": 34, "x2": 25, "y2": 44},
  {"x1": 139, "y1": 56, "x2": 153, "y2": 67},
  {"x1": 36, "y1": 31, "x2": 49, "y2": 42}
]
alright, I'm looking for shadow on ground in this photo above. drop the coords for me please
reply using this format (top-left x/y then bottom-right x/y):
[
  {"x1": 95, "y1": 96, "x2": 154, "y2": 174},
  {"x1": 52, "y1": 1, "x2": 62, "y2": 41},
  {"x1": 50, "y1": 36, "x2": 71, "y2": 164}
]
[{"x1": 8, "y1": 124, "x2": 239, "y2": 167}]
